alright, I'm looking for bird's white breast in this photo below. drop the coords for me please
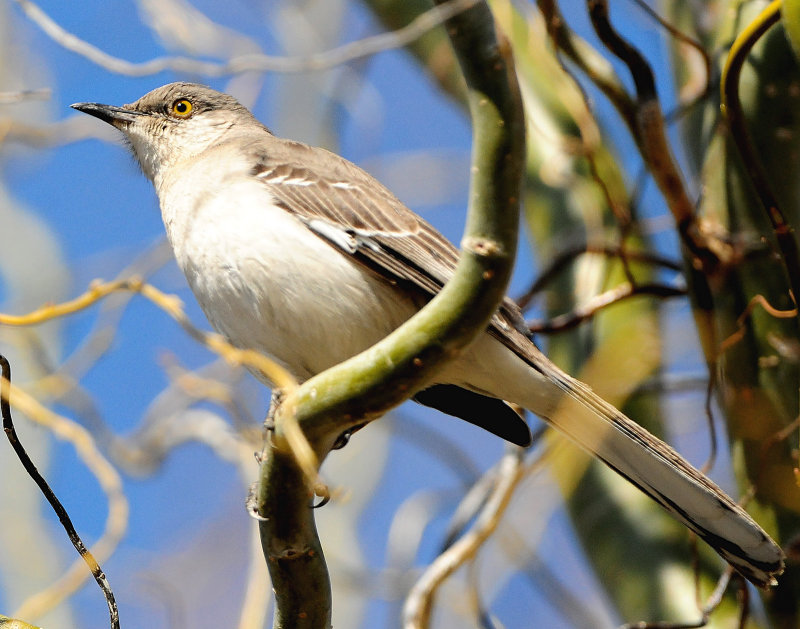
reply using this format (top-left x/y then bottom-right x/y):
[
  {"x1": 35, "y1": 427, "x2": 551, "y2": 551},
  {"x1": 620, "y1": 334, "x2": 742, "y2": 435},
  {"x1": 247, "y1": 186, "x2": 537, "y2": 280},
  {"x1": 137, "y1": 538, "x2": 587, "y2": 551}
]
[{"x1": 156, "y1": 159, "x2": 419, "y2": 383}]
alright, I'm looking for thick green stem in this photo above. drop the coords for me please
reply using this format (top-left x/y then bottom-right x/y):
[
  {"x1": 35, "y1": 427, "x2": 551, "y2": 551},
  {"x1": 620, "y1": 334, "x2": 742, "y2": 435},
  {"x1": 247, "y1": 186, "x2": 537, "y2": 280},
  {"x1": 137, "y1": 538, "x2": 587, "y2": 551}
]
[{"x1": 256, "y1": 2, "x2": 525, "y2": 627}]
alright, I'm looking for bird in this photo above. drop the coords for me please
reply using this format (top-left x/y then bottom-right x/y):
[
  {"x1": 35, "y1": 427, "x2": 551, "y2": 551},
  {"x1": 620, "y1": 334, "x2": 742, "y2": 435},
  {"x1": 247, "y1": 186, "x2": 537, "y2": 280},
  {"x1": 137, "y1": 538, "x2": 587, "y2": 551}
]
[{"x1": 72, "y1": 82, "x2": 783, "y2": 587}]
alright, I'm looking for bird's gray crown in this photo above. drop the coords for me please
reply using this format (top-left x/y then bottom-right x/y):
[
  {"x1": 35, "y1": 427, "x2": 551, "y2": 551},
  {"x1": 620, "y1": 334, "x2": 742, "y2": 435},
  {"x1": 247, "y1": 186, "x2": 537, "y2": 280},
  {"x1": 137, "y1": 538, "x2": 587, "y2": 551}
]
[
  {"x1": 125, "y1": 82, "x2": 253, "y2": 120},
  {"x1": 75, "y1": 82, "x2": 271, "y2": 187}
]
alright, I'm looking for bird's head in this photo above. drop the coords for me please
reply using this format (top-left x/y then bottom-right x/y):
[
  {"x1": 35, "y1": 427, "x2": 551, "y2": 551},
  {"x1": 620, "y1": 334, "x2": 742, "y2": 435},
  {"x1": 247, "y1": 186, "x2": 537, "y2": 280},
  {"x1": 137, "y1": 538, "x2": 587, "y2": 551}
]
[{"x1": 72, "y1": 82, "x2": 266, "y2": 185}]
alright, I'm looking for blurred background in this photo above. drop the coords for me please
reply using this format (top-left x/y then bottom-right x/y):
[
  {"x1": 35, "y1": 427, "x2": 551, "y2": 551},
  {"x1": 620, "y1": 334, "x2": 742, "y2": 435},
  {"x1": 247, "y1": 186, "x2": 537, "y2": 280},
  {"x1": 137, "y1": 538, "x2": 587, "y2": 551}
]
[{"x1": 0, "y1": 1, "x2": 798, "y2": 627}]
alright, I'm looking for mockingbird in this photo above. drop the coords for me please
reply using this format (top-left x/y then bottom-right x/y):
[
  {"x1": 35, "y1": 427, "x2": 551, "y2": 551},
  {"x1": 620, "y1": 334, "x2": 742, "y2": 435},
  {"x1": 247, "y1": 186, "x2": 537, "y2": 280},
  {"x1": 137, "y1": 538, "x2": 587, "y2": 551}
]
[{"x1": 73, "y1": 82, "x2": 783, "y2": 586}]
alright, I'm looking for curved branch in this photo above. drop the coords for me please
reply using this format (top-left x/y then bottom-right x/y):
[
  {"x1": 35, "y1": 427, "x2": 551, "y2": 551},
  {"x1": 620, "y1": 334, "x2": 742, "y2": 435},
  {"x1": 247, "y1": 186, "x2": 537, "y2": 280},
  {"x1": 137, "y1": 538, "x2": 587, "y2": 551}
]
[
  {"x1": 720, "y1": 0, "x2": 800, "y2": 307},
  {"x1": 536, "y1": 0, "x2": 636, "y2": 126},
  {"x1": 586, "y1": 0, "x2": 728, "y2": 273},
  {"x1": 255, "y1": 2, "x2": 526, "y2": 627}
]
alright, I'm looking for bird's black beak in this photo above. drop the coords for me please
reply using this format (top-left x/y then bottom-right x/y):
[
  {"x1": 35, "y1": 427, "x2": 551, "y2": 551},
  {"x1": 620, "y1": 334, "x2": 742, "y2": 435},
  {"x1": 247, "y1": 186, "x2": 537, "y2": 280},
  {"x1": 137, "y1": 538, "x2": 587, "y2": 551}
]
[{"x1": 71, "y1": 102, "x2": 145, "y2": 127}]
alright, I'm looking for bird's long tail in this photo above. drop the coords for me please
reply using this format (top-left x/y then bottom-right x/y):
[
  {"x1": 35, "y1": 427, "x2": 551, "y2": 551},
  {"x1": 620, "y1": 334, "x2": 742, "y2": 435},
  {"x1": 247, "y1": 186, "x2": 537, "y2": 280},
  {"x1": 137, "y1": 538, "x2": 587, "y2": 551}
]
[{"x1": 528, "y1": 362, "x2": 784, "y2": 587}]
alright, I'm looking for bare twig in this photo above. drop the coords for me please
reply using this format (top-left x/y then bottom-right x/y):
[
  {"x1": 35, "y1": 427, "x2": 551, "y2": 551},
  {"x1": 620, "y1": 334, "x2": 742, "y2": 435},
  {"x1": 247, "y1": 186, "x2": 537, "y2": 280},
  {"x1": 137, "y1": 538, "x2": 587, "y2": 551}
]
[
  {"x1": 736, "y1": 578, "x2": 750, "y2": 628},
  {"x1": 620, "y1": 569, "x2": 732, "y2": 627},
  {"x1": 527, "y1": 281, "x2": 686, "y2": 333},
  {"x1": 402, "y1": 451, "x2": 525, "y2": 628},
  {"x1": 0, "y1": 276, "x2": 297, "y2": 390},
  {"x1": 717, "y1": 294, "x2": 797, "y2": 356},
  {"x1": 13, "y1": 0, "x2": 480, "y2": 77},
  {"x1": 1, "y1": 355, "x2": 120, "y2": 629},
  {"x1": 516, "y1": 243, "x2": 682, "y2": 310},
  {"x1": 627, "y1": 0, "x2": 711, "y2": 113},
  {"x1": 699, "y1": 372, "x2": 718, "y2": 474},
  {"x1": 536, "y1": 0, "x2": 637, "y2": 126},
  {"x1": 4, "y1": 373, "x2": 127, "y2": 623},
  {"x1": 586, "y1": 0, "x2": 729, "y2": 273}
]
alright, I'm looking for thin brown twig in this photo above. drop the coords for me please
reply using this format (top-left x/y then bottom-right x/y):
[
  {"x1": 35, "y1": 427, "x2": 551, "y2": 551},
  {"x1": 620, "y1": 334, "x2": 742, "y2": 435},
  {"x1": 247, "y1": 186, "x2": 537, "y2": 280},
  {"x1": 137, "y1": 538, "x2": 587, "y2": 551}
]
[
  {"x1": 1, "y1": 355, "x2": 120, "y2": 629},
  {"x1": 6, "y1": 375, "x2": 128, "y2": 622},
  {"x1": 736, "y1": 575, "x2": 750, "y2": 628},
  {"x1": 533, "y1": 0, "x2": 640, "y2": 285},
  {"x1": 527, "y1": 281, "x2": 686, "y2": 334},
  {"x1": 620, "y1": 566, "x2": 733, "y2": 628},
  {"x1": 536, "y1": 0, "x2": 637, "y2": 126},
  {"x1": 627, "y1": 0, "x2": 711, "y2": 113},
  {"x1": 587, "y1": 0, "x2": 655, "y2": 98},
  {"x1": 513, "y1": 1, "x2": 642, "y2": 285},
  {"x1": 703, "y1": 569, "x2": 734, "y2": 620},
  {"x1": 717, "y1": 294, "x2": 797, "y2": 356},
  {"x1": 586, "y1": 0, "x2": 729, "y2": 273},
  {"x1": 582, "y1": 149, "x2": 638, "y2": 285},
  {"x1": 700, "y1": 371, "x2": 718, "y2": 475},
  {"x1": 516, "y1": 243, "x2": 681, "y2": 310}
]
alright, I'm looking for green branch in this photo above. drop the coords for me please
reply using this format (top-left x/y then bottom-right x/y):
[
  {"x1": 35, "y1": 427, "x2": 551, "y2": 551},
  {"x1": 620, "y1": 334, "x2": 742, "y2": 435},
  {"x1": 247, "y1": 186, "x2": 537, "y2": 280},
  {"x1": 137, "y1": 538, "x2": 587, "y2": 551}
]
[
  {"x1": 721, "y1": 0, "x2": 800, "y2": 308},
  {"x1": 255, "y1": 2, "x2": 525, "y2": 627}
]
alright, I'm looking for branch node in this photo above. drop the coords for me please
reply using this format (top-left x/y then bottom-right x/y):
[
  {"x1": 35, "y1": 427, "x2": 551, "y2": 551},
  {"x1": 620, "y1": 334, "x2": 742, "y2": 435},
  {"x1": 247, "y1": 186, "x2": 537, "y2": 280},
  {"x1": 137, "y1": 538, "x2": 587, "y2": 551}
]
[{"x1": 462, "y1": 235, "x2": 503, "y2": 258}]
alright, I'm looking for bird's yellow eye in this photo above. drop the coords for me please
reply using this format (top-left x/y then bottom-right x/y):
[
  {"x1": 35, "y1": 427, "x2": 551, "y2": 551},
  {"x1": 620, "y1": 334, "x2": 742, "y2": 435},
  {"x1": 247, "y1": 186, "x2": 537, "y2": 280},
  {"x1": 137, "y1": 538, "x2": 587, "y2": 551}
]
[{"x1": 171, "y1": 99, "x2": 193, "y2": 118}]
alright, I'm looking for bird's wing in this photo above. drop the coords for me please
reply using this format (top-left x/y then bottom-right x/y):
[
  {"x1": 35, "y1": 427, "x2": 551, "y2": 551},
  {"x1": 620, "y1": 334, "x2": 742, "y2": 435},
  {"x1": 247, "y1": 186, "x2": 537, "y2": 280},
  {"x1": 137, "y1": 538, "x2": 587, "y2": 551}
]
[
  {"x1": 248, "y1": 138, "x2": 535, "y2": 447},
  {"x1": 249, "y1": 139, "x2": 459, "y2": 298},
  {"x1": 245, "y1": 138, "x2": 785, "y2": 587},
  {"x1": 248, "y1": 138, "x2": 530, "y2": 337}
]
